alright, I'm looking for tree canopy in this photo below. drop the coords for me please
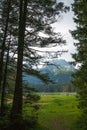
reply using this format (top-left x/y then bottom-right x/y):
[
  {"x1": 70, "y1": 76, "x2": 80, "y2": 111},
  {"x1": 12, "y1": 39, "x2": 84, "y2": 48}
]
[{"x1": 71, "y1": 0, "x2": 87, "y2": 129}]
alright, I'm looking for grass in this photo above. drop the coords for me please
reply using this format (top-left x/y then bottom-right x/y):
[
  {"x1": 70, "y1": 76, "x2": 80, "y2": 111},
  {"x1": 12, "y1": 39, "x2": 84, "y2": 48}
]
[
  {"x1": 31, "y1": 93, "x2": 81, "y2": 130},
  {"x1": 0, "y1": 93, "x2": 81, "y2": 130}
]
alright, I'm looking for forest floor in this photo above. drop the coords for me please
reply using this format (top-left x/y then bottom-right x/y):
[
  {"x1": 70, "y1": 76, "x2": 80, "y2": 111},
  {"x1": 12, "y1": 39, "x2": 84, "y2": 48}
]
[{"x1": 31, "y1": 93, "x2": 81, "y2": 130}]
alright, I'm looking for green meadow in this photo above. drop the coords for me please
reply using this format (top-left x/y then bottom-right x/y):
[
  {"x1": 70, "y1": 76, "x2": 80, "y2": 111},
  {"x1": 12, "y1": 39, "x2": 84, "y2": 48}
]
[{"x1": 31, "y1": 93, "x2": 81, "y2": 130}]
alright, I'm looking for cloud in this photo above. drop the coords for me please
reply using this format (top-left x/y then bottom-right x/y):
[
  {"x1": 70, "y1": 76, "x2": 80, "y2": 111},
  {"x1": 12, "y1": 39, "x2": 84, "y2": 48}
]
[{"x1": 52, "y1": 0, "x2": 76, "y2": 61}]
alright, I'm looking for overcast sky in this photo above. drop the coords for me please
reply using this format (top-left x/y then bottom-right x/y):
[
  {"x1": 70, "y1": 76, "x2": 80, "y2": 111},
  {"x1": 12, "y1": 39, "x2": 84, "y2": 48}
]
[
  {"x1": 34, "y1": 0, "x2": 76, "y2": 62},
  {"x1": 53, "y1": 0, "x2": 76, "y2": 61}
]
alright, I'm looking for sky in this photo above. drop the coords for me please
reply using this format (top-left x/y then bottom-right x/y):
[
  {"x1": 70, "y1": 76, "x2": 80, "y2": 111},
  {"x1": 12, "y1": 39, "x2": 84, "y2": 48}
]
[
  {"x1": 52, "y1": 0, "x2": 76, "y2": 61},
  {"x1": 34, "y1": 0, "x2": 76, "y2": 62}
]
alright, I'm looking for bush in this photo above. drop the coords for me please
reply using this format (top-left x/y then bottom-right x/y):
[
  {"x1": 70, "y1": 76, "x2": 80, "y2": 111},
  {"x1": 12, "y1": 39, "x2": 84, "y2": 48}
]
[{"x1": 0, "y1": 116, "x2": 10, "y2": 130}]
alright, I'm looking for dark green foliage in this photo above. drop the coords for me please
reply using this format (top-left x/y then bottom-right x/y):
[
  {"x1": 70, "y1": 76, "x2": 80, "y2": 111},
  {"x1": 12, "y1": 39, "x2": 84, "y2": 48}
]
[
  {"x1": 0, "y1": 88, "x2": 40, "y2": 130},
  {"x1": 25, "y1": 93, "x2": 40, "y2": 104},
  {"x1": 0, "y1": 116, "x2": 10, "y2": 130},
  {"x1": 23, "y1": 82, "x2": 40, "y2": 103},
  {"x1": 71, "y1": 0, "x2": 87, "y2": 129}
]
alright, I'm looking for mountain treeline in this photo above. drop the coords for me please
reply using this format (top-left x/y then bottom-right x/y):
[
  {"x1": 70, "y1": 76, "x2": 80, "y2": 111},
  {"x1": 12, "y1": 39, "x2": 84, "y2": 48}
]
[
  {"x1": 0, "y1": 0, "x2": 69, "y2": 129},
  {"x1": 24, "y1": 83, "x2": 75, "y2": 93}
]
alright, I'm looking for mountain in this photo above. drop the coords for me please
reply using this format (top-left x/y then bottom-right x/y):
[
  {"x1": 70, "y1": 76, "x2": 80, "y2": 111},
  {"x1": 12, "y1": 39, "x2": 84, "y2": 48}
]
[
  {"x1": 41, "y1": 59, "x2": 75, "y2": 72},
  {"x1": 23, "y1": 59, "x2": 76, "y2": 92},
  {"x1": 23, "y1": 73, "x2": 43, "y2": 85},
  {"x1": 40, "y1": 59, "x2": 75, "y2": 85}
]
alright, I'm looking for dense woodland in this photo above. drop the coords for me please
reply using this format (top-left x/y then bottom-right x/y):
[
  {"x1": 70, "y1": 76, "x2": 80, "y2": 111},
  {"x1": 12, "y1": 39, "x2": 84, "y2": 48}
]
[{"x1": 0, "y1": 0, "x2": 87, "y2": 130}]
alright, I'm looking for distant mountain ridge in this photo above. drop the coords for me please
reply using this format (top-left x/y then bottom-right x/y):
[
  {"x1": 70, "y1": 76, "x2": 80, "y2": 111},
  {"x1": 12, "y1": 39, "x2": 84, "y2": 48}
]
[
  {"x1": 23, "y1": 59, "x2": 76, "y2": 92},
  {"x1": 41, "y1": 59, "x2": 75, "y2": 73}
]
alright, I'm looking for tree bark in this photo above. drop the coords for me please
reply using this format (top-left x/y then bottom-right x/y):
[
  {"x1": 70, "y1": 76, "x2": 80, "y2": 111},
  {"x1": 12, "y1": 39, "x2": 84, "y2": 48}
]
[
  {"x1": 10, "y1": 0, "x2": 28, "y2": 120},
  {"x1": 0, "y1": 40, "x2": 10, "y2": 115},
  {"x1": 0, "y1": 0, "x2": 11, "y2": 90}
]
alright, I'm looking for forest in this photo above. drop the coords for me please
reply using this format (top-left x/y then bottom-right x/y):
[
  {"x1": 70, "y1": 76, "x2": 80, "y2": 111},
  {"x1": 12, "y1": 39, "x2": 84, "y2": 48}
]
[{"x1": 0, "y1": 0, "x2": 87, "y2": 130}]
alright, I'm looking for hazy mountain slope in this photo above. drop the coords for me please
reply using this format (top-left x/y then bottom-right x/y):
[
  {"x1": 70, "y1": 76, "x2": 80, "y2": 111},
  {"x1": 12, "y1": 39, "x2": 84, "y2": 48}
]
[{"x1": 23, "y1": 59, "x2": 76, "y2": 92}]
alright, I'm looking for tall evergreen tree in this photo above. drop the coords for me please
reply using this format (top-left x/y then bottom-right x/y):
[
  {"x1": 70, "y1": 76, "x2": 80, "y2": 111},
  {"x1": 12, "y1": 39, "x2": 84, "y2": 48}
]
[
  {"x1": 0, "y1": 0, "x2": 69, "y2": 128},
  {"x1": 71, "y1": 0, "x2": 87, "y2": 129},
  {"x1": 10, "y1": 0, "x2": 69, "y2": 121},
  {"x1": 11, "y1": 0, "x2": 28, "y2": 120},
  {"x1": 0, "y1": 0, "x2": 11, "y2": 89},
  {"x1": 0, "y1": 36, "x2": 11, "y2": 116},
  {"x1": 0, "y1": 0, "x2": 18, "y2": 116},
  {"x1": 0, "y1": 0, "x2": 13, "y2": 116}
]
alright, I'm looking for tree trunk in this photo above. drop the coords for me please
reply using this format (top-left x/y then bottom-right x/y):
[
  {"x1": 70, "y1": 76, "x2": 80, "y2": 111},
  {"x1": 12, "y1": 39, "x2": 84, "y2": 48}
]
[
  {"x1": 0, "y1": 40, "x2": 10, "y2": 116},
  {"x1": 10, "y1": 0, "x2": 28, "y2": 120},
  {"x1": 0, "y1": 0, "x2": 11, "y2": 90}
]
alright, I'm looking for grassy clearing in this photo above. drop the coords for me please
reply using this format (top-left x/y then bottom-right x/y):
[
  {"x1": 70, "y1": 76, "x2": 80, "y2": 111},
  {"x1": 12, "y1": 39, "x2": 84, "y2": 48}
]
[{"x1": 31, "y1": 93, "x2": 81, "y2": 130}]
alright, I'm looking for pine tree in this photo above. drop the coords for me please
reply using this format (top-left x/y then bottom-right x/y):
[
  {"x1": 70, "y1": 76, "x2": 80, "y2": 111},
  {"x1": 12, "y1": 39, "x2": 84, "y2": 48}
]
[
  {"x1": 10, "y1": 0, "x2": 69, "y2": 122},
  {"x1": 0, "y1": 0, "x2": 11, "y2": 89},
  {"x1": 0, "y1": 0, "x2": 12, "y2": 116},
  {"x1": 0, "y1": 0, "x2": 69, "y2": 128},
  {"x1": 71, "y1": 0, "x2": 87, "y2": 129},
  {"x1": 10, "y1": 0, "x2": 28, "y2": 120}
]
